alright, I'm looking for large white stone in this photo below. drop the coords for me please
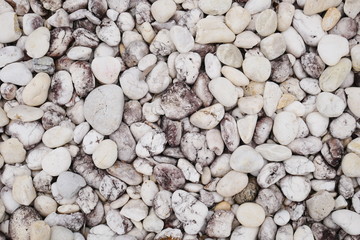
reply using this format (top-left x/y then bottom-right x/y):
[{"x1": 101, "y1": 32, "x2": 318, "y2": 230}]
[
  {"x1": 230, "y1": 145, "x2": 264, "y2": 173},
  {"x1": 25, "y1": 27, "x2": 50, "y2": 58},
  {"x1": 0, "y1": 12, "x2": 22, "y2": 43},
  {"x1": 332, "y1": 210, "x2": 360, "y2": 235},
  {"x1": 318, "y1": 34, "x2": 349, "y2": 66},
  {"x1": 273, "y1": 111, "x2": 299, "y2": 145},
  {"x1": 208, "y1": 77, "x2": 238, "y2": 107}
]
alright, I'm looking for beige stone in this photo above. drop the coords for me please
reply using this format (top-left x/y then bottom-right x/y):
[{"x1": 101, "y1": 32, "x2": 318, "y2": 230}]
[
  {"x1": 319, "y1": 58, "x2": 352, "y2": 92},
  {"x1": 42, "y1": 126, "x2": 73, "y2": 148},
  {"x1": 342, "y1": 153, "x2": 360, "y2": 177},
  {"x1": 30, "y1": 221, "x2": 51, "y2": 240},
  {"x1": 12, "y1": 175, "x2": 36, "y2": 206},
  {"x1": 322, "y1": 7, "x2": 341, "y2": 31},
  {"x1": 22, "y1": 72, "x2": 51, "y2": 106},
  {"x1": 34, "y1": 195, "x2": 58, "y2": 217},
  {"x1": 0, "y1": 138, "x2": 26, "y2": 164},
  {"x1": 256, "y1": 9, "x2": 277, "y2": 37},
  {"x1": 92, "y1": 139, "x2": 118, "y2": 169},
  {"x1": 306, "y1": 191, "x2": 335, "y2": 221},
  {"x1": 225, "y1": 6, "x2": 251, "y2": 34},
  {"x1": 7, "y1": 105, "x2": 44, "y2": 122},
  {"x1": 303, "y1": 0, "x2": 342, "y2": 15},
  {"x1": 195, "y1": 17, "x2": 235, "y2": 44},
  {"x1": 277, "y1": 2, "x2": 295, "y2": 32},
  {"x1": 277, "y1": 94, "x2": 297, "y2": 109},
  {"x1": 236, "y1": 203, "x2": 266, "y2": 227}
]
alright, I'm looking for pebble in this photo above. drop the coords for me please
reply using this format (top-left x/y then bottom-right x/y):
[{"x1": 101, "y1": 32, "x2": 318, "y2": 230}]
[
  {"x1": 107, "y1": 161, "x2": 142, "y2": 186},
  {"x1": 306, "y1": 112, "x2": 329, "y2": 137},
  {"x1": 34, "y1": 196, "x2": 57, "y2": 217},
  {"x1": 209, "y1": 78, "x2": 238, "y2": 107},
  {"x1": 293, "y1": 225, "x2": 314, "y2": 240},
  {"x1": 146, "y1": 61, "x2": 171, "y2": 94},
  {"x1": 277, "y1": 2, "x2": 295, "y2": 32},
  {"x1": 120, "y1": 67, "x2": 148, "y2": 100},
  {"x1": 56, "y1": 171, "x2": 86, "y2": 199},
  {"x1": 244, "y1": 0, "x2": 271, "y2": 14},
  {"x1": 236, "y1": 202, "x2": 265, "y2": 227},
  {"x1": 230, "y1": 145, "x2": 264, "y2": 173},
  {"x1": 319, "y1": 58, "x2": 352, "y2": 92},
  {"x1": 221, "y1": 66, "x2": 249, "y2": 87},
  {"x1": 273, "y1": 111, "x2": 299, "y2": 145},
  {"x1": 255, "y1": 144, "x2": 292, "y2": 162},
  {"x1": 316, "y1": 92, "x2": 346, "y2": 117},
  {"x1": 322, "y1": 7, "x2": 341, "y2": 31},
  {"x1": 42, "y1": 147, "x2": 72, "y2": 176},
  {"x1": 175, "y1": 52, "x2": 201, "y2": 84},
  {"x1": 29, "y1": 221, "x2": 51, "y2": 240},
  {"x1": 84, "y1": 84, "x2": 124, "y2": 135},
  {"x1": 172, "y1": 190, "x2": 208, "y2": 234},
  {"x1": 256, "y1": 9, "x2": 277, "y2": 37},
  {"x1": 344, "y1": 0, "x2": 360, "y2": 18},
  {"x1": 304, "y1": 0, "x2": 341, "y2": 15},
  {"x1": 0, "y1": 62, "x2": 32, "y2": 86},
  {"x1": 106, "y1": 210, "x2": 132, "y2": 234},
  {"x1": 306, "y1": 191, "x2": 335, "y2": 221},
  {"x1": 0, "y1": 138, "x2": 26, "y2": 164},
  {"x1": 345, "y1": 87, "x2": 360, "y2": 118},
  {"x1": 216, "y1": 44, "x2": 243, "y2": 68},
  {"x1": 257, "y1": 163, "x2": 286, "y2": 188},
  {"x1": 225, "y1": 6, "x2": 251, "y2": 34},
  {"x1": 318, "y1": 34, "x2": 349, "y2": 66},
  {"x1": 332, "y1": 210, "x2": 360, "y2": 235},
  {"x1": 9, "y1": 207, "x2": 41, "y2": 240},
  {"x1": 292, "y1": 10, "x2": 326, "y2": 47},
  {"x1": 120, "y1": 199, "x2": 148, "y2": 221},
  {"x1": 153, "y1": 163, "x2": 185, "y2": 191},
  {"x1": 151, "y1": 0, "x2": 176, "y2": 23},
  {"x1": 199, "y1": 0, "x2": 231, "y2": 15},
  {"x1": 284, "y1": 156, "x2": 315, "y2": 175},
  {"x1": 22, "y1": 72, "x2": 51, "y2": 106},
  {"x1": 234, "y1": 31, "x2": 261, "y2": 49},
  {"x1": 42, "y1": 126, "x2": 73, "y2": 148},
  {"x1": 330, "y1": 17, "x2": 358, "y2": 39},
  {"x1": 96, "y1": 18, "x2": 121, "y2": 47},
  {"x1": 280, "y1": 176, "x2": 311, "y2": 202},
  {"x1": 0, "y1": 46, "x2": 24, "y2": 68},
  {"x1": 260, "y1": 33, "x2": 286, "y2": 60},
  {"x1": 237, "y1": 114, "x2": 258, "y2": 144},
  {"x1": 216, "y1": 170, "x2": 248, "y2": 197},
  {"x1": 195, "y1": 17, "x2": 235, "y2": 44},
  {"x1": 0, "y1": 12, "x2": 22, "y2": 44},
  {"x1": 282, "y1": 27, "x2": 306, "y2": 58},
  {"x1": 242, "y1": 56, "x2": 271, "y2": 82},
  {"x1": 25, "y1": 27, "x2": 50, "y2": 58},
  {"x1": 205, "y1": 53, "x2": 221, "y2": 79},
  {"x1": 7, "y1": 105, "x2": 44, "y2": 122},
  {"x1": 341, "y1": 153, "x2": 360, "y2": 177},
  {"x1": 12, "y1": 175, "x2": 36, "y2": 206},
  {"x1": 50, "y1": 226, "x2": 73, "y2": 240},
  {"x1": 351, "y1": 45, "x2": 360, "y2": 72},
  {"x1": 206, "y1": 210, "x2": 234, "y2": 238},
  {"x1": 92, "y1": 139, "x2": 117, "y2": 169},
  {"x1": 91, "y1": 56, "x2": 121, "y2": 84},
  {"x1": 169, "y1": 26, "x2": 194, "y2": 53}
]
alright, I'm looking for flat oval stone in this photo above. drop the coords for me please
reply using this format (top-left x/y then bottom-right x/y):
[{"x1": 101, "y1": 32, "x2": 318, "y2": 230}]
[
  {"x1": 7, "y1": 105, "x2": 44, "y2": 122},
  {"x1": 319, "y1": 58, "x2": 352, "y2": 92},
  {"x1": 199, "y1": 0, "x2": 232, "y2": 15},
  {"x1": 255, "y1": 144, "x2": 292, "y2": 161},
  {"x1": 216, "y1": 170, "x2": 248, "y2": 197},
  {"x1": 25, "y1": 27, "x2": 51, "y2": 58},
  {"x1": 341, "y1": 153, "x2": 360, "y2": 178},
  {"x1": 0, "y1": 62, "x2": 32, "y2": 86},
  {"x1": 0, "y1": 12, "x2": 22, "y2": 44},
  {"x1": 42, "y1": 147, "x2": 72, "y2": 177},
  {"x1": 190, "y1": 103, "x2": 225, "y2": 130},
  {"x1": 236, "y1": 203, "x2": 266, "y2": 227},
  {"x1": 0, "y1": 46, "x2": 24, "y2": 68},
  {"x1": 243, "y1": 56, "x2": 271, "y2": 82},
  {"x1": 91, "y1": 57, "x2": 121, "y2": 84},
  {"x1": 84, "y1": 84, "x2": 124, "y2": 135},
  {"x1": 42, "y1": 126, "x2": 73, "y2": 148},
  {"x1": 92, "y1": 139, "x2": 118, "y2": 169},
  {"x1": 273, "y1": 111, "x2": 299, "y2": 145},
  {"x1": 256, "y1": 9, "x2": 277, "y2": 37},
  {"x1": 22, "y1": 72, "x2": 51, "y2": 106},
  {"x1": 316, "y1": 92, "x2": 346, "y2": 118},
  {"x1": 317, "y1": 34, "x2": 349, "y2": 66},
  {"x1": 332, "y1": 210, "x2": 360, "y2": 235},
  {"x1": 208, "y1": 77, "x2": 238, "y2": 107},
  {"x1": 230, "y1": 145, "x2": 264, "y2": 173}
]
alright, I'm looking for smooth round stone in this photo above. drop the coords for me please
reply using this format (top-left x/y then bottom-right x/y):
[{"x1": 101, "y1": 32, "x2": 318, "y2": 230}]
[
  {"x1": 0, "y1": 138, "x2": 26, "y2": 164},
  {"x1": 225, "y1": 6, "x2": 251, "y2": 34},
  {"x1": 245, "y1": 0, "x2": 271, "y2": 14},
  {"x1": 216, "y1": 171, "x2": 248, "y2": 197},
  {"x1": 25, "y1": 27, "x2": 50, "y2": 58},
  {"x1": 91, "y1": 57, "x2": 121, "y2": 84},
  {"x1": 345, "y1": 87, "x2": 360, "y2": 118},
  {"x1": 277, "y1": 2, "x2": 295, "y2": 32},
  {"x1": 256, "y1": 9, "x2": 277, "y2": 37},
  {"x1": 306, "y1": 112, "x2": 329, "y2": 137},
  {"x1": 236, "y1": 203, "x2": 265, "y2": 227},
  {"x1": 238, "y1": 95, "x2": 264, "y2": 114},
  {"x1": 0, "y1": 46, "x2": 24, "y2": 68},
  {"x1": 151, "y1": 0, "x2": 176, "y2": 23},
  {"x1": 208, "y1": 77, "x2": 238, "y2": 107},
  {"x1": 42, "y1": 126, "x2": 73, "y2": 148},
  {"x1": 221, "y1": 66, "x2": 249, "y2": 87},
  {"x1": 216, "y1": 44, "x2": 243, "y2": 68},
  {"x1": 273, "y1": 111, "x2": 299, "y2": 145},
  {"x1": 255, "y1": 144, "x2": 292, "y2": 162},
  {"x1": 56, "y1": 171, "x2": 86, "y2": 199},
  {"x1": 7, "y1": 105, "x2": 44, "y2": 122},
  {"x1": 347, "y1": 138, "x2": 360, "y2": 156},
  {"x1": 332, "y1": 210, "x2": 360, "y2": 235},
  {"x1": 274, "y1": 210, "x2": 290, "y2": 226},
  {"x1": 67, "y1": 47, "x2": 92, "y2": 60},
  {"x1": 120, "y1": 199, "x2": 148, "y2": 222},
  {"x1": 199, "y1": 0, "x2": 232, "y2": 15},
  {"x1": 0, "y1": 12, "x2": 22, "y2": 43},
  {"x1": 230, "y1": 145, "x2": 264, "y2": 173},
  {"x1": 237, "y1": 114, "x2": 258, "y2": 144},
  {"x1": 280, "y1": 176, "x2": 311, "y2": 202},
  {"x1": 234, "y1": 31, "x2": 261, "y2": 49},
  {"x1": 342, "y1": 153, "x2": 360, "y2": 178},
  {"x1": 0, "y1": 62, "x2": 32, "y2": 86},
  {"x1": 284, "y1": 156, "x2": 315, "y2": 175},
  {"x1": 299, "y1": 78, "x2": 321, "y2": 95},
  {"x1": 319, "y1": 58, "x2": 352, "y2": 92},
  {"x1": 304, "y1": 0, "x2": 342, "y2": 15},
  {"x1": 120, "y1": 67, "x2": 148, "y2": 100},
  {"x1": 242, "y1": 56, "x2": 271, "y2": 82},
  {"x1": 293, "y1": 225, "x2": 314, "y2": 240},
  {"x1": 318, "y1": 35, "x2": 349, "y2": 66},
  {"x1": 169, "y1": 26, "x2": 194, "y2": 53},
  {"x1": 195, "y1": 17, "x2": 235, "y2": 44},
  {"x1": 205, "y1": 53, "x2": 221, "y2": 79},
  {"x1": 22, "y1": 72, "x2": 51, "y2": 106},
  {"x1": 51, "y1": 226, "x2": 73, "y2": 240},
  {"x1": 316, "y1": 92, "x2": 346, "y2": 118},
  {"x1": 42, "y1": 147, "x2": 72, "y2": 176},
  {"x1": 92, "y1": 139, "x2": 118, "y2": 169},
  {"x1": 282, "y1": 27, "x2": 306, "y2": 58},
  {"x1": 260, "y1": 33, "x2": 286, "y2": 60},
  {"x1": 189, "y1": 103, "x2": 224, "y2": 130},
  {"x1": 29, "y1": 221, "x2": 51, "y2": 240},
  {"x1": 84, "y1": 84, "x2": 124, "y2": 136}
]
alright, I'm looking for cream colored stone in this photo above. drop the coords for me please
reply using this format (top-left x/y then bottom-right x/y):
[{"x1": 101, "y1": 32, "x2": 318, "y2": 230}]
[
  {"x1": 221, "y1": 66, "x2": 249, "y2": 87},
  {"x1": 216, "y1": 171, "x2": 248, "y2": 197},
  {"x1": 236, "y1": 203, "x2": 265, "y2": 227},
  {"x1": 345, "y1": 87, "x2": 360, "y2": 118},
  {"x1": 347, "y1": 137, "x2": 360, "y2": 156},
  {"x1": 303, "y1": 0, "x2": 342, "y2": 15},
  {"x1": 57, "y1": 204, "x2": 80, "y2": 214},
  {"x1": 23, "y1": 72, "x2": 51, "y2": 106},
  {"x1": 7, "y1": 105, "x2": 44, "y2": 122},
  {"x1": 0, "y1": 107, "x2": 9, "y2": 127},
  {"x1": 195, "y1": 17, "x2": 235, "y2": 44},
  {"x1": 225, "y1": 6, "x2": 251, "y2": 34},
  {"x1": 209, "y1": 77, "x2": 238, "y2": 107},
  {"x1": 342, "y1": 153, "x2": 360, "y2": 177},
  {"x1": 237, "y1": 114, "x2": 258, "y2": 144},
  {"x1": 256, "y1": 9, "x2": 277, "y2": 37},
  {"x1": 351, "y1": 45, "x2": 360, "y2": 72},
  {"x1": 0, "y1": 12, "x2": 22, "y2": 43},
  {"x1": 12, "y1": 175, "x2": 36, "y2": 206},
  {"x1": 25, "y1": 27, "x2": 50, "y2": 58},
  {"x1": 319, "y1": 58, "x2": 352, "y2": 92},
  {"x1": 199, "y1": 0, "x2": 232, "y2": 15},
  {"x1": 0, "y1": 138, "x2": 26, "y2": 164},
  {"x1": 322, "y1": 7, "x2": 341, "y2": 31},
  {"x1": 30, "y1": 221, "x2": 51, "y2": 240},
  {"x1": 242, "y1": 56, "x2": 271, "y2": 82},
  {"x1": 344, "y1": 0, "x2": 360, "y2": 18},
  {"x1": 34, "y1": 195, "x2": 58, "y2": 217},
  {"x1": 277, "y1": 2, "x2": 295, "y2": 32},
  {"x1": 42, "y1": 126, "x2": 73, "y2": 148},
  {"x1": 150, "y1": 0, "x2": 176, "y2": 23},
  {"x1": 190, "y1": 104, "x2": 225, "y2": 130},
  {"x1": 92, "y1": 139, "x2": 118, "y2": 169}
]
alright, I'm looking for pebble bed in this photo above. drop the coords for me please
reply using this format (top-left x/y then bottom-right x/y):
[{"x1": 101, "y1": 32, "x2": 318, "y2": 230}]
[{"x1": 0, "y1": 0, "x2": 360, "y2": 239}]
